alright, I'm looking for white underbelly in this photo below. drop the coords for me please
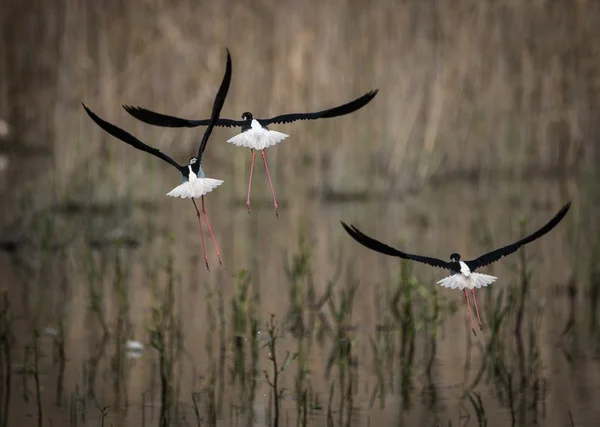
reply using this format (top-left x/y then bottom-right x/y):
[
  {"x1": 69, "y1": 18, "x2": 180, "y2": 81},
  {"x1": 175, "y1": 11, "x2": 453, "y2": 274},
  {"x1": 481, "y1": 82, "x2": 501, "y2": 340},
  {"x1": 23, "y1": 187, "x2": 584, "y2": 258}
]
[
  {"x1": 227, "y1": 128, "x2": 289, "y2": 150},
  {"x1": 437, "y1": 272, "x2": 498, "y2": 290},
  {"x1": 166, "y1": 177, "x2": 224, "y2": 198}
]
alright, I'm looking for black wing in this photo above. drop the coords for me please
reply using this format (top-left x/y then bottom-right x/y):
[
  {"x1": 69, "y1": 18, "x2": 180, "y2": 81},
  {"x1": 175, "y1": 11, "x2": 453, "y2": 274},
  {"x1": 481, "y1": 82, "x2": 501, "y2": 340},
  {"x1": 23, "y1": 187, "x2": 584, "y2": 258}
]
[
  {"x1": 340, "y1": 221, "x2": 454, "y2": 271},
  {"x1": 198, "y1": 48, "x2": 232, "y2": 160},
  {"x1": 122, "y1": 105, "x2": 244, "y2": 128},
  {"x1": 259, "y1": 89, "x2": 379, "y2": 126},
  {"x1": 465, "y1": 202, "x2": 571, "y2": 271},
  {"x1": 82, "y1": 103, "x2": 182, "y2": 171}
]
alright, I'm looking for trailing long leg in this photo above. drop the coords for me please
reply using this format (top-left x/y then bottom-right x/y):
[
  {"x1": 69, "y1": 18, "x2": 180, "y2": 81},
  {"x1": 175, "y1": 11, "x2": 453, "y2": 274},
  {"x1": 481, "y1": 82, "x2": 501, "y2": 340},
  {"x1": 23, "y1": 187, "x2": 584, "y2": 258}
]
[
  {"x1": 192, "y1": 199, "x2": 209, "y2": 271},
  {"x1": 246, "y1": 149, "x2": 255, "y2": 213},
  {"x1": 201, "y1": 196, "x2": 222, "y2": 265},
  {"x1": 464, "y1": 289, "x2": 476, "y2": 337},
  {"x1": 471, "y1": 289, "x2": 483, "y2": 330},
  {"x1": 261, "y1": 150, "x2": 279, "y2": 218}
]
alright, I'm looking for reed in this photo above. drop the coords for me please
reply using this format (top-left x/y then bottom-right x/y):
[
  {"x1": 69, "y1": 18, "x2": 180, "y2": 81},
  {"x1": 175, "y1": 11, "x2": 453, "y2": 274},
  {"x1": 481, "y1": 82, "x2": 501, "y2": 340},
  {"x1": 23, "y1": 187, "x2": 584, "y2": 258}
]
[
  {"x1": 149, "y1": 236, "x2": 182, "y2": 427},
  {"x1": 0, "y1": 293, "x2": 13, "y2": 427},
  {"x1": 264, "y1": 314, "x2": 296, "y2": 427}
]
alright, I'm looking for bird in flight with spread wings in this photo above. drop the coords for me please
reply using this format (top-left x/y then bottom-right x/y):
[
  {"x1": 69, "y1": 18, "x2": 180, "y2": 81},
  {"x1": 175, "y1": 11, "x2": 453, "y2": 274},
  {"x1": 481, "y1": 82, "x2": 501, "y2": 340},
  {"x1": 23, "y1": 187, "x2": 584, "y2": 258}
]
[
  {"x1": 341, "y1": 202, "x2": 571, "y2": 336},
  {"x1": 123, "y1": 88, "x2": 378, "y2": 217},
  {"x1": 82, "y1": 48, "x2": 232, "y2": 271}
]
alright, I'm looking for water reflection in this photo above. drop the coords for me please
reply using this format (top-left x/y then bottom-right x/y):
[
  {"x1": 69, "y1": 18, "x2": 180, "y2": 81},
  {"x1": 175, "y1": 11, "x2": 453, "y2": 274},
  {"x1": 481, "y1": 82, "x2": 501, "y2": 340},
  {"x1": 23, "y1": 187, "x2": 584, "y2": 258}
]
[{"x1": 0, "y1": 174, "x2": 598, "y2": 427}]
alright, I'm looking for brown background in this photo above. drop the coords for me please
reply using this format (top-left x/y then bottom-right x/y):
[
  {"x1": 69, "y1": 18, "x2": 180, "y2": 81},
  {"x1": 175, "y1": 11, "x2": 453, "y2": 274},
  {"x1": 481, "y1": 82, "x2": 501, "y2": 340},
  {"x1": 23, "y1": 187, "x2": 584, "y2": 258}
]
[{"x1": 0, "y1": 1, "x2": 599, "y2": 426}]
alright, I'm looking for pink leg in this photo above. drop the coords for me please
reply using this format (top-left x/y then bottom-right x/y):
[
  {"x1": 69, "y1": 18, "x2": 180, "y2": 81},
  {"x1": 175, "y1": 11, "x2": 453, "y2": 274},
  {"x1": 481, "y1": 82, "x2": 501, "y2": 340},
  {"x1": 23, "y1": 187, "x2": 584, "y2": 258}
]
[
  {"x1": 246, "y1": 149, "x2": 255, "y2": 213},
  {"x1": 471, "y1": 290, "x2": 483, "y2": 330},
  {"x1": 201, "y1": 196, "x2": 222, "y2": 266},
  {"x1": 464, "y1": 289, "x2": 476, "y2": 337},
  {"x1": 192, "y1": 199, "x2": 210, "y2": 271},
  {"x1": 261, "y1": 150, "x2": 279, "y2": 218}
]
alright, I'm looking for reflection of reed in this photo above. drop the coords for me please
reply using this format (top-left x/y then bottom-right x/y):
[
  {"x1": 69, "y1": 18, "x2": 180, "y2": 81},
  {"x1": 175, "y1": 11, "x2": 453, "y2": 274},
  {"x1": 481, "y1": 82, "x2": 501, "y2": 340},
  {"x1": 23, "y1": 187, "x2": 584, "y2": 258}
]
[
  {"x1": 264, "y1": 314, "x2": 295, "y2": 427},
  {"x1": 322, "y1": 268, "x2": 358, "y2": 427},
  {"x1": 0, "y1": 294, "x2": 12, "y2": 427},
  {"x1": 283, "y1": 227, "x2": 338, "y2": 425},
  {"x1": 111, "y1": 246, "x2": 132, "y2": 410},
  {"x1": 460, "y1": 221, "x2": 549, "y2": 426},
  {"x1": 53, "y1": 249, "x2": 69, "y2": 408},
  {"x1": 229, "y1": 267, "x2": 261, "y2": 425},
  {"x1": 148, "y1": 237, "x2": 183, "y2": 427},
  {"x1": 82, "y1": 248, "x2": 110, "y2": 401}
]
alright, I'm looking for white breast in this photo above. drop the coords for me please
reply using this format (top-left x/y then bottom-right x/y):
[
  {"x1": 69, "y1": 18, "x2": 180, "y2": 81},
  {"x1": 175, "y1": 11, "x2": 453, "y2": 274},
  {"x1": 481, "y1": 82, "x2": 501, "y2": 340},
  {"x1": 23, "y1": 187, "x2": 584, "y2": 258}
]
[
  {"x1": 459, "y1": 261, "x2": 471, "y2": 277},
  {"x1": 250, "y1": 119, "x2": 262, "y2": 130},
  {"x1": 187, "y1": 165, "x2": 198, "y2": 181}
]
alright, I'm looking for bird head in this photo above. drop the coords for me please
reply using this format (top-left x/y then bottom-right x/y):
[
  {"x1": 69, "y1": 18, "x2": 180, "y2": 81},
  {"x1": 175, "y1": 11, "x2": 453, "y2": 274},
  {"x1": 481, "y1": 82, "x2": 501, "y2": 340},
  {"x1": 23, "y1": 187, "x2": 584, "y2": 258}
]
[
  {"x1": 241, "y1": 112, "x2": 253, "y2": 121},
  {"x1": 450, "y1": 253, "x2": 461, "y2": 262},
  {"x1": 189, "y1": 157, "x2": 198, "y2": 165}
]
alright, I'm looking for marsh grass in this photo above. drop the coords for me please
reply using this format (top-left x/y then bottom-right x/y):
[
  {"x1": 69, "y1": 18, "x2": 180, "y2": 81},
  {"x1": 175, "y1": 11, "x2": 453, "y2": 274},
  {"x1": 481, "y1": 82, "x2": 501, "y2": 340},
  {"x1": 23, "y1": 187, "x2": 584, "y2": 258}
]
[
  {"x1": 466, "y1": 391, "x2": 487, "y2": 427},
  {"x1": 229, "y1": 267, "x2": 261, "y2": 425},
  {"x1": 589, "y1": 232, "x2": 600, "y2": 358},
  {"x1": 0, "y1": 206, "x2": 594, "y2": 426},
  {"x1": 393, "y1": 259, "x2": 417, "y2": 409},
  {"x1": 264, "y1": 314, "x2": 297, "y2": 427},
  {"x1": 82, "y1": 246, "x2": 110, "y2": 401},
  {"x1": 97, "y1": 403, "x2": 109, "y2": 427},
  {"x1": 284, "y1": 226, "x2": 338, "y2": 426},
  {"x1": 197, "y1": 277, "x2": 223, "y2": 427},
  {"x1": 0, "y1": 293, "x2": 13, "y2": 427},
  {"x1": 21, "y1": 328, "x2": 43, "y2": 427},
  {"x1": 462, "y1": 215, "x2": 550, "y2": 426},
  {"x1": 149, "y1": 235, "x2": 183, "y2": 427},
  {"x1": 111, "y1": 242, "x2": 133, "y2": 411},
  {"x1": 53, "y1": 249, "x2": 69, "y2": 408},
  {"x1": 323, "y1": 266, "x2": 359, "y2": 427}
]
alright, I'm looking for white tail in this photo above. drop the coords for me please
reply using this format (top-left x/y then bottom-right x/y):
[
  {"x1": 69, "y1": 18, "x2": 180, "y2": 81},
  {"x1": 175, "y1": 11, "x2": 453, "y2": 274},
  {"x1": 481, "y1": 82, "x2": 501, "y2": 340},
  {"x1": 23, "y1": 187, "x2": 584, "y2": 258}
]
[
  {"x1": 227, "y1": 128, "x2": 289, "y2": 150},
  {"x1": 437, "y1": 272, "x2": 498, "y2": 290},
  {"x1": 166, "y1": 178, "x2": 224, "y2": 199}
]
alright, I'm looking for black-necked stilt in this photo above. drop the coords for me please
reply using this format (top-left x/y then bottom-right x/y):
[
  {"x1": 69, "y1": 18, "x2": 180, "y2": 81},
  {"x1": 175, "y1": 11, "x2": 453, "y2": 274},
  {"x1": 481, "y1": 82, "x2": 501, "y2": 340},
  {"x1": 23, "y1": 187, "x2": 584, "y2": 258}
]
[
  {"x1": 341, "y1": 202, "x2": 571, "y2": 336},
  {"x1": 82, "y1": 48, "x2": 232, "y2": 271},
  {"x1": 123, "y1": 89, "x2": 379, "y2": 217}
]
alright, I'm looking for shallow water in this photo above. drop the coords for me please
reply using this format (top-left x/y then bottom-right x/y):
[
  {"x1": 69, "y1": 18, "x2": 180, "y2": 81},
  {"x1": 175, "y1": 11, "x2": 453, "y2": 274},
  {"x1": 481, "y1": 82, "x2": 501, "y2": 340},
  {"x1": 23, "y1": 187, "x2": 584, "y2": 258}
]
[{"x1": 1, "y1": 164, "x2": 598, "y2": 427}]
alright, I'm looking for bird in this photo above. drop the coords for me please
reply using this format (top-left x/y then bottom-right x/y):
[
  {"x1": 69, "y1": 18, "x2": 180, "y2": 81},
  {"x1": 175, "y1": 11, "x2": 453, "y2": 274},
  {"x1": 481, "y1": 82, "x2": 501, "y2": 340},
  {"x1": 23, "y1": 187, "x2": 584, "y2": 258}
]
[
  {"x1": 122, "y1": 89, "x2": 379, "y2": 217},
  {"x1": 82, "y1": 48, "x2": 232, "y2": 271},
  {"x1": 340, "y1": 202, "x2": 571, "y2": 336}
]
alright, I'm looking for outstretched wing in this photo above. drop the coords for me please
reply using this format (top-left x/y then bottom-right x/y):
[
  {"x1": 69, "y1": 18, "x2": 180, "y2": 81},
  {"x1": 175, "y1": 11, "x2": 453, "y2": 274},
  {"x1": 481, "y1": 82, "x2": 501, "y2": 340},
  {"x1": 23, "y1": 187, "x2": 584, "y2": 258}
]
[
  {"x1": 82, "y1": 103, "x2": 182, "y2": 171},
  {"x1": 465, "y1": 202, "x2": 571, "y2": 271},
  {"x1": 340, "y1": 221, "x2": 454, "y2": 271},
  {"x1": 122, "y1": 108, "x2": 242, "y2": 129},
  {"x1": 258, "y1": 89, "x2": 379, "y2": 126},
  {"x1": 198, "y1": 48, "x2": 232, "y2": 160}
]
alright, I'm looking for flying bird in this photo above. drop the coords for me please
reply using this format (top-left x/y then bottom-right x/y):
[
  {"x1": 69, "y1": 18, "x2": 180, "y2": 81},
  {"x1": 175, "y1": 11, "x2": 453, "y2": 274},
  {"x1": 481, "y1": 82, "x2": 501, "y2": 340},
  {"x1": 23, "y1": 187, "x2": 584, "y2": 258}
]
[
  {"x1": 82, "y1": 48, "x2": 232, "y2": 271},
  {"x1": 341, "y1": 202, "x2": 571, "y2": 336},
  {"x1": 123, "y1": 89, "x2": 379, "y2": 217}
]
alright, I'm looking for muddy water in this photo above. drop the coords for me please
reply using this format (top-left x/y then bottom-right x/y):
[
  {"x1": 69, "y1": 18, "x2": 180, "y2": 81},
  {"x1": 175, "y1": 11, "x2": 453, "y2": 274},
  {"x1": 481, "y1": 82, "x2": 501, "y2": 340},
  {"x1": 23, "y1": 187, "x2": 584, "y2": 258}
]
[{"x1": 1, "y1": 160, "x2": 598, "y2": 427}]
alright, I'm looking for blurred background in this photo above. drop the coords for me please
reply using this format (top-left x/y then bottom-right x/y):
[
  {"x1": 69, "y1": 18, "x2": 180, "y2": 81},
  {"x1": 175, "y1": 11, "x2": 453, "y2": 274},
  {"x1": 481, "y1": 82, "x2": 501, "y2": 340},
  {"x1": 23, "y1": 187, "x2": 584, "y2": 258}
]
[{"x1": 0, "y1": 1, "x2": 599, "y2": 426}]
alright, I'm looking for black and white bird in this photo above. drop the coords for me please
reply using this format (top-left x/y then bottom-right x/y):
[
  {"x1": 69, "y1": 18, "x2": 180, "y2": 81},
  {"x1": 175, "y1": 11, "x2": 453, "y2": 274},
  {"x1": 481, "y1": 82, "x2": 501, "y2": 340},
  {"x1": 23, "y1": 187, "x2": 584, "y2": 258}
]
[
  {"x1": 341, "y1": 202, "x2": 571, "y2": 336},
  {"x1": 123, "y1": 89, "x2": 379, "y2": 217},
  {"x1": 82, "y1": 48, "x2": 232, "y2": 271}
]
